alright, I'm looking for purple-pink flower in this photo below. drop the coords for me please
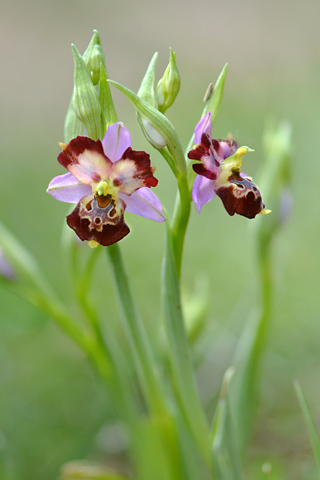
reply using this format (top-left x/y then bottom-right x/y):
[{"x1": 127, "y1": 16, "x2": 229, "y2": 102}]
[
  {"x1": 47, "y1": 123, "x2": 165, "y2": 246},
  {"x1": 188, "y1": 112, "x2": 269, "y2": 219}
]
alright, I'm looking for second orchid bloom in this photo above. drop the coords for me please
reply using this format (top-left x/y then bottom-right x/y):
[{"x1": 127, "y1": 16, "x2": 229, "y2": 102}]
[
  {"x1": 188, "y1": 112, "x2": 270, "y2": 219},
  {"x1": 47, "y1": 123, "x2": 165, "y2": 246}
]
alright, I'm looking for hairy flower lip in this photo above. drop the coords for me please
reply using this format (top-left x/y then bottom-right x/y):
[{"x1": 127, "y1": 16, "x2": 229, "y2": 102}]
[
  {"x1": 189, "y1": 113, "x2": 268, "y2": 218},
  {"x1": 48, "y1": 123, "x2": 165, "y2": 245},
  {"x1": 66, "y1": 195, "x2": 130, "y2": 246}
]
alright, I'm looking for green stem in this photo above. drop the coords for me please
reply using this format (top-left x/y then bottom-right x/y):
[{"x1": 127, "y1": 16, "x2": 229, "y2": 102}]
[
  {"x1": 162, "y1": 223, "x2": 211, "y2": 469},
  {"x1": 170, "y1": 174, "x2": 191, "y2": 276},
  {"x1": 106, "y1": 243, "x2": 165, "y2": 416},
  {"x1": 106, "y1": 244, "x2": 188, "y2": 480},
  {"x1": 159, "y1": 147, "x2": 180, "y2": 179}
]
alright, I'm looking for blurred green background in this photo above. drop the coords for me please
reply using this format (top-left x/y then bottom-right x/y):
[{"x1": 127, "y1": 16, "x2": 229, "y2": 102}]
[{"x1": 1, "y1": 0, "x2": 319, "y2": 478}]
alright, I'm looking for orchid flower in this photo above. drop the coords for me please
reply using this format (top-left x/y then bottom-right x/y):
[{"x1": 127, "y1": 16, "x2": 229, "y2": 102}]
[
  {"x1": 47, "y1": 123, "x2": 165, "y2": 246},
  {"x1": 188, "y1": 112, "x2": 270, "y2": 219}
]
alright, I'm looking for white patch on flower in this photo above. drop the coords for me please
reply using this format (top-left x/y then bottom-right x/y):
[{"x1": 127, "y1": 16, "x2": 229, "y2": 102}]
[
  {"x1": 110, "y1": 159, "x2": 144, "y2": 194},
  {"x1": 69, "y1": 150, "x2": 111, "y2": 184}
]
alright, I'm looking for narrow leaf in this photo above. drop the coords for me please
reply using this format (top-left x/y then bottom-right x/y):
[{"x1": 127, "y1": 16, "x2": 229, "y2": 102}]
[
  {"x1": 202, "y1": 63, "x2": 228, "y2": 125},
  {"x1": 294, "y1": 380, "x2": 320, "y2": 473},
  {"x1": 211, "y1": 368, "x2": 242, "y2": 480},
  {"x1": 229, "y1": 307, "x2": 268, "y2": 461}
]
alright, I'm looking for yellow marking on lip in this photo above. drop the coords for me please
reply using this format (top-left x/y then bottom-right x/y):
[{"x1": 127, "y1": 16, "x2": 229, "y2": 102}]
[
  {"x1": 88, "y1": 240, "x2": 99, "y2": 248},
  {"x1": 59, "y1": 142, "x2": 67, "y2": 150},
  {"x1": 261, "y1": 209, "x2": 271, "y2": 215}
]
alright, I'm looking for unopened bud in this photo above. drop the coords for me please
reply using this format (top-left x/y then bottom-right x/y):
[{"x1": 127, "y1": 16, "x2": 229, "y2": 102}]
[
  {"x1": 82, "y1": 30, "x2": 102, "y2": 66},
  {"x1": 140, "y1": 117, "x2": 166, "y2": 149},
  {"x1": 138, "y1": 52, "x2": 158, "y2": 108},
  {"x1": 89, "y1": 44, "x2": 105, "y2": 86},
  {"x1": 64, "y1": 98, "x2": 83, "y2": 143},
  {"x1": 72, "y1": 45, "x2": 101, "y2": 140},
  {"x1": 156, "y1": 48, "x2": 180, "y2": 113}
]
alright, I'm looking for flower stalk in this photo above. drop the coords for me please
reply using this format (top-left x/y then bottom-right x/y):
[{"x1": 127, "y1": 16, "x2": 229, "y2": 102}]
[{"x1": 106, "y1": 243, "x2": 166, "y2": 416}]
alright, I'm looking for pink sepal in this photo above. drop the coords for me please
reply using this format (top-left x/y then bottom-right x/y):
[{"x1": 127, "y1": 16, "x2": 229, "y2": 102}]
[
  {"x1": 47, "y1": 172, "x2": 91, "y2": 203},
  {"x1": 102, "y1": 123, "x2": 132, "y2": 162},
  {"x1": 192, "y1": 175, "x2": 216, "y2": 214},
  {"x1": 120, "y1": 187, "x2": 165, "y2": 222}
]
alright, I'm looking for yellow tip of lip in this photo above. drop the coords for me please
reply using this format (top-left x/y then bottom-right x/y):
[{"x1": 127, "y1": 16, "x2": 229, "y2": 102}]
[
  {"x1": 88, "y1": 240, "x2": 99, "y2": 248},
  {"x1": 261, "y1": 209, "x2": 272, "y2": 215},
  {"x1": 59, "y1": 142, "x2": 67, "y2": 150}
]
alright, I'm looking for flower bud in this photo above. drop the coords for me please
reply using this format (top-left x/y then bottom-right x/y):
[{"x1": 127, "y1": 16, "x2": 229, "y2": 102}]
[
  {"x1": 138, "y1": 52, "x2": 158, "y2": 108},
  {"x1": 82, "y1": 30, "x2": 102, "y2": 66},
  {"x1": 137, "y1": 53, "x2": 166, "y2": 148},
  {"x1": 156, "y1": 48, "x2": 180, "y2": 113},
  {"x1": 139, "y1": 117, "x2": 167, "y2": 149},
  {"x1": 72, "y1": 45, "x2": 101, "y2": 140},
  {"x1": 89, "y1": 44, "x2": 105, "y2": 86},
  {"x1": 64, "y1": 98, "x2": 83, "y2": 143}
]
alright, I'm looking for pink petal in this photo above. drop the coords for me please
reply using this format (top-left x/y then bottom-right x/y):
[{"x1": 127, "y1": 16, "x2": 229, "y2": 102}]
[
  {"x1": 58, "y1": 137, "x2": 112, "y2": 185},
  {"x1": 101, "y1": 123, "x2": 132, "y2": 162},
  {"x1": 192, "y1": 175, "x2": 216, "y2": 214},
  {"x1": 120, "y1": 187, "x2": 165, "y2": 223},
  {"x1": 218, "y1": 139, "x2": 239, "y2": 160},
  {"x1": 194, "y1": 112, "x2": 212, "y2": 144},
  {"x1": 110, "y1": 148, "x2": 158, "y2": 196},
  {"x1": 189, "y1": 133, "x2": 221, "y2": 179},
  {"x1": 47, "y1": 172, "x2": 92, "y2": 203}
]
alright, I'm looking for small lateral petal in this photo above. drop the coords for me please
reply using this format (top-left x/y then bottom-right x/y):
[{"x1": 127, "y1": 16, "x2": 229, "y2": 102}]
[
  {"x1": 217, "y1": 139, "x2": 239, "y2": 160},
  {"x1": 120, "y1": 187, "x2": 165, "y2": 222},
  {"x1": 101, "y1": 123, "x2": 132, "y2": 163},
  {"x1": 193, "y1": 163, "x2": 217, "y2": 180},
  {"x1": 47, "y1": 172, "x2": 92, "y2": 203},
  {"x1": 192, "y1": 175, "x2": 216, "y2": 214},
  {"x1": 58, "y1": 136, "x2": 112, "y2": 185},
  {"x1": 109, "y1": 147, "x2": 158, "y2": 195}
]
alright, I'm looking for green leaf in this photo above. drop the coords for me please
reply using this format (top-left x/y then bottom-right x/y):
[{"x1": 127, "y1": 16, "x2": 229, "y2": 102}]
[
  {"x1": 0, "y1": 222, "x2": 91, "y2": 353},
  {"x1": 202, "y1": 63, "x2": 228, "y2": 125},
  {"x1": 211, "y1": 368, "x2": 242, "y2": 480},
  {"x1": 229, "y1": 307, "x2": 268, "y2": 462},
  {"x1": 60, "y1": 461, "x2": 130, "y2": 479},
  {"x1": 294, "y1": 380, "x2": 320, "y2": 473}
]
